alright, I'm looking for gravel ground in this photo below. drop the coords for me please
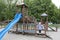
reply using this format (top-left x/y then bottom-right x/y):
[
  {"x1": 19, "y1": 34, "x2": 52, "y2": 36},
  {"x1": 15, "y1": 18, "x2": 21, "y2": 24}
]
[{"x1": 0, "y1": 28, "x2": 60, "y2": 40}]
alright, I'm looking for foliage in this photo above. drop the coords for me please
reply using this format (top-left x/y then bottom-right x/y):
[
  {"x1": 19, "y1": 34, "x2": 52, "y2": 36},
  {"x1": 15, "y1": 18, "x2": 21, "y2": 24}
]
[
  {"x1": 25, "y1": 0, "x2": 60, "y2": 23},
  {"x1": 0, "y1": 0, "x2": 60, "y2": 24},
  {"x1": 0, "y1": 0, "x2": 17, "y2": 21}
]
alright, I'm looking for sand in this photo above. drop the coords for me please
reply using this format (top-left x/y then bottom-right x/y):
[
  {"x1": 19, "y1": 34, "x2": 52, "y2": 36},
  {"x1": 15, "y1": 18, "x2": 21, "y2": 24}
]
[{"x1": 0, "y1": 28, "x2": 60, "y2": 40}]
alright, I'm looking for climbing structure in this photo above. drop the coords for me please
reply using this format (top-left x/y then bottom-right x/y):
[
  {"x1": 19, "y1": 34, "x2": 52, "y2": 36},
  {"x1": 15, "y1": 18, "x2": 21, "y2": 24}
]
[
  {"x1": 41, "y1": 13, "x2": 48, "y2": 34},
  {"x1": 10, "y1": 0, "x2": 51, "y2": 38},
  {"x1": 15, "y1": 0, "x2": 37, "y2": 34}
]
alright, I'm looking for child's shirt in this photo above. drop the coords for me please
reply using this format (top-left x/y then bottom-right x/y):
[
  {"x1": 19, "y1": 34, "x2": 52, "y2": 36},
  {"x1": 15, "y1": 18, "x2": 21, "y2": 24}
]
[{"x1": 36, "y1": 24, "x2": 44, "y2": 30}]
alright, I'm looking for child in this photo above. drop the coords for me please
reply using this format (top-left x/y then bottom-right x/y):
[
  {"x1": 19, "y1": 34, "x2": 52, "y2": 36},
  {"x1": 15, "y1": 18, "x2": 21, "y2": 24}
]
[{"x1": 36, "y1": 22, "x2": 44, "y2": 33}]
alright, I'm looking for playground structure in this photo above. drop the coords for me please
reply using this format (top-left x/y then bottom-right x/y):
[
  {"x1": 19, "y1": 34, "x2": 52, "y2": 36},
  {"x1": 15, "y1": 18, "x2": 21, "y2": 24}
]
[
  {"x1": 40, "y1": 13, "x2": 58, "y2": 32},
  {"x1": 9, "y1": 0, "x2": 50, "y2": 38}
]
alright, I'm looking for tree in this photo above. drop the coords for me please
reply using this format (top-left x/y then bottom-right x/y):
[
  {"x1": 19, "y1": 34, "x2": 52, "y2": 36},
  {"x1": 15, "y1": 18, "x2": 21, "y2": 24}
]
[
  {"x1": 25, "y1": 0, "x2": 59, "y2": 23},
  {"x1": 0, "y1": 0, "x2": 17, "y2": 21},
  {"x1": 0, "y1": 0, "x2": 6, "y2": 21},
  {"x1": 0, "y1": 0, "x2": 60, "y2": 23}
]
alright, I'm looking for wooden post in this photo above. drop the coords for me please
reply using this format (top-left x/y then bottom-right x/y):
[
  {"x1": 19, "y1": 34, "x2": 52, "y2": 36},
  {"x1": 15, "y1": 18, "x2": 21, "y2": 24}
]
[
  {"x1": 44, "y1": 23, "x2": 47, "y2": 35},
  {"x1": 45, "y1": 17, "x2": 48, "y2": 30},
  {"x1": 16, "y1": 23, "x2": 18, "y2": 33},
  {"x1": 21, "y1": 4, "x2": 26, "y2": 34},
  {"x1": 26, "y1": 19, "x2": 28, "y2": 30},
  {"x1": 56, "y1": 27, "x2": 58, "y2": 32},
  {"x1": 44, "y1": 17, "x2": 48, "y2": 35},
  {"x1": 34, "y1": 19, "x2": 37, "y2": 36}
]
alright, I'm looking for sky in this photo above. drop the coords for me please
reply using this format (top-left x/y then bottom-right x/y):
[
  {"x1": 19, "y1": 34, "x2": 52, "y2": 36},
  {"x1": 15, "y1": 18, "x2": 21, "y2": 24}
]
[{"x1": 52, "y1": 0, "x2": 60, "y2": 8}]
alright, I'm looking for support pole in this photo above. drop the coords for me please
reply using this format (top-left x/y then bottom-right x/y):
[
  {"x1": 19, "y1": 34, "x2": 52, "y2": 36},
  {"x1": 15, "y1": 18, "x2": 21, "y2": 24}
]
[{"x1": 16, "y1": 23, "x2": 18, "y2": 33}]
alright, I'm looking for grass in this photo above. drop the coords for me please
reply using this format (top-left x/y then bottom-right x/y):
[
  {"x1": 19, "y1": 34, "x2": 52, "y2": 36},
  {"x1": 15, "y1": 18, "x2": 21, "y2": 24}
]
[
  {"x1": 0, "y1": 23, "x2": 7, "y2": 28},
  {"x1": 49, "y1": 24, "x2": 60, "y2": 28}
]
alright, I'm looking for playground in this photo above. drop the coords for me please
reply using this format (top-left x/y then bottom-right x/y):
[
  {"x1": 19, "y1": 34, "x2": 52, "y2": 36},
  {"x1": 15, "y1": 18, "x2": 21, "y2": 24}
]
[{"x1": 0, "y1": 0, "x2": 60, "y2": 40}]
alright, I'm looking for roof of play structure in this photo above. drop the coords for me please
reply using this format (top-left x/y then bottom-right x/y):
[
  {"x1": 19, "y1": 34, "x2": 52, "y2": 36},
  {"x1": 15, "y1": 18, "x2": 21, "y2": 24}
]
[
  {"x1": 41, "y1": 13, "x2": 48, "y2": 16},
  {"x1": 16, "y1": 0, "x2": 28, "y2": 8},
  {"x1": 16, "y1": 0, "x2": 25, "y2": 5}
]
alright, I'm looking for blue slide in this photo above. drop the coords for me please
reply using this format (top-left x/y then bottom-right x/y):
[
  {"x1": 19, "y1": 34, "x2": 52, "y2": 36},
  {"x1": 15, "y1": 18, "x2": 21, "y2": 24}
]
[{"x1": 0, "y1": 13, "x2": 22, "y2": 40}]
